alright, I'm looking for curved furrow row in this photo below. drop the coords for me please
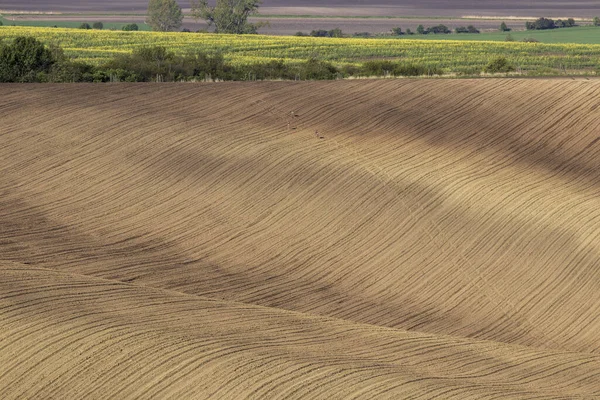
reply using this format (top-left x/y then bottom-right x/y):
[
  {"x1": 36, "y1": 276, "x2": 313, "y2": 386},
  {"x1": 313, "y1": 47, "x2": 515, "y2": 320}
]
[
  {"x1": 1, "y1": 262, "x2": 600, "y2": 398},
  {"x1": 1, "y1": 80, "x2": 600, "y2": 365}
]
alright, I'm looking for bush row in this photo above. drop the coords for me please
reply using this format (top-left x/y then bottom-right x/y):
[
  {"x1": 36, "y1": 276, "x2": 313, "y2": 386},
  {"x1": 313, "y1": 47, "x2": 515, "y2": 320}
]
[
  {"x1": 526, "y1": 17, "x2": 576, "y2": 30},
  {"x1": 79, "y1": 22, "x2": 139, "y2": 31},
  {"x1": 0, "y1": 36, "x2": 446, "y2": 83}
]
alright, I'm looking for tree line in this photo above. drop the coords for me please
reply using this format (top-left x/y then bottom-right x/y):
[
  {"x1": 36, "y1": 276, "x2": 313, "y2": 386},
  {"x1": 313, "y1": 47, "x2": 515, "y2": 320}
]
[
  {"x1": 526, "y1": 17, "x2": 577, "y2": 30},
  {"x1": 146, "y1": 0, "x2": 263, "y2": 33}
]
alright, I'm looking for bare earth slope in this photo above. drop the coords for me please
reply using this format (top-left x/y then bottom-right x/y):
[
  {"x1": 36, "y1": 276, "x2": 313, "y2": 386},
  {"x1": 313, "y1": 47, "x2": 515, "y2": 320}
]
[
  {"x1": 1, "y1": 79, "x2": 600, "y2": 397},
  {"x1": 2, "y1": 261, "x2": 600, "y2": 399}
]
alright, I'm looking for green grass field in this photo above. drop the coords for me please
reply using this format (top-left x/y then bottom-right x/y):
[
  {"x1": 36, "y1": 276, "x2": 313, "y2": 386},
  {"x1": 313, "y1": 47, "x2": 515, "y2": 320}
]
[
  {"x1": 0, "y1": 16, "x2": 150, "y2": 31},
  {"x1": 404, "y1": 26, "x2": 600, "y2": 44}
]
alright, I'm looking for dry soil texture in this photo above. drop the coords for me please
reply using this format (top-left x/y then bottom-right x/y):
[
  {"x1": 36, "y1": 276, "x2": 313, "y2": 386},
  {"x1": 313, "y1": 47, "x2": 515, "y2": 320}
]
[
  {"x1": 2, "y1": 0, "x2": 599, "y2": 17},
  {"x1": 2, "y1": 79, "x2": 600, "y2": 398}
]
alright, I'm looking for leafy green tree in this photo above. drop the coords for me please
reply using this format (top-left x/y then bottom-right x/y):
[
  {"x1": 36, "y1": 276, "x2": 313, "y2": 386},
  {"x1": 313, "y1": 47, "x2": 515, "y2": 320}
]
[
  {"x1": 92, "y1": 22, "x2": 104, "y2": 29},
  {"x1": 416, "y1": 24, "x2": 425, "y2": 34},
  {"x1": 190, "y1": 0, "x2": 264, "y2": 34},
  {"x1": 594, "y1": 17, "x2": 600, "y2": 26},
  {"x1": 146, "y1": 0, "x2": 183, "y2": 32},
  {"x1": 79, "y1": 23, "x2": 91, "y2": 29},
  {"x1": 0, "y1": 36, "x2": 56, "y2": 82},
  {"x1": 391, "y1": 27, "x2": 403, "y2": 36},
  {"x1": 500, "y1": 22, "x2": 510, "y2": 31}
]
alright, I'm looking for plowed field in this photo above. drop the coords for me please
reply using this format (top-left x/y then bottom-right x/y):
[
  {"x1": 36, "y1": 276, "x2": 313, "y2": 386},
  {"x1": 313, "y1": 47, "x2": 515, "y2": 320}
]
[{"x1": 2, "y1": 79, "x2": 600, "y2": 398}]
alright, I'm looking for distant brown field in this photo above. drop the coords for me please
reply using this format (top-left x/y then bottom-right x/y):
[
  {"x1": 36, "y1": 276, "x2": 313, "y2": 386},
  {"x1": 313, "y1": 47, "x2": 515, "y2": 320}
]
[
  {"x1": 2, "y1": 79, "x2": 600, "y2": 398},
  {"x1": 2, "y1": 0, "x2": 599, "y2": 17},
  {"x1": 5, "y1": 14, "x2": 529, "y2": 35},
  {"x1": 4, "y1": 0, "x2": 598, "y2": 36}
]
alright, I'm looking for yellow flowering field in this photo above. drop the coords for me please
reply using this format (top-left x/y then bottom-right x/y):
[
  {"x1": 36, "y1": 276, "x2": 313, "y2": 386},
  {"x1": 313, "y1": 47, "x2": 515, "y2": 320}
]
[{"x1": 1, "y1": 26, "x2": 600, "y2": 74}]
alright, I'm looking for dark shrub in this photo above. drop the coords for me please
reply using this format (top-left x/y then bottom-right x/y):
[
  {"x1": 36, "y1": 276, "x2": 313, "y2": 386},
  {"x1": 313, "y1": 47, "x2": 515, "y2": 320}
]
[
  {"x1": 361, "y1": 60, "x2": 396, "y2": 76},
  {"x1": 395, "y1": 63, "x2": 442, "y2": 76},
  {"x1": 526, "y1": 17, "x2": 556, "y2": 30},
  {"x1": 296, "y1": 58, "x2": 338, "y2": 80},
  {"x1": 122, "y1": 23, "x2": 139, "y2": 31},
  {"x1": 428, "y1": 24, "x2": 451, "y2": 34},
  {"x1": 310, "y1": 29, "x2": 329, "y2": 37},
  {"x1": 310, "y1": 28, "x2": 343, "y2": 38},
  {"x1": 79, "y1": 23, "x2": 91, "y2": 29},
  {"x1": 340, "y1": 64, "x2": 360, "y2": 77},
  {"x1": 92, "y1": 22, "x2": 103, "y2": 30},
  {"x1": 359, "y1": 60, "x2": 442, "y2": 77},
  {"x1": 329, "y1": 28, "x2": 343, "y2": 37},
  {"x1": 484, "y1": 57, "x2": 516, "y2": 73}
]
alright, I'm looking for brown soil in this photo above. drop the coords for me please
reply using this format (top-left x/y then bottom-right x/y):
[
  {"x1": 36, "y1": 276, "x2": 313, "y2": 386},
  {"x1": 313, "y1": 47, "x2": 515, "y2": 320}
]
[
  {"x1": 5, "y1": 14, "x2": 529, "y2": 35},
  {"x1": 2, "y1": 79, "x2": 600, "y2": 397},
  {"x1": 1, "y1": 0, "x2": 598, "y2": 17}
]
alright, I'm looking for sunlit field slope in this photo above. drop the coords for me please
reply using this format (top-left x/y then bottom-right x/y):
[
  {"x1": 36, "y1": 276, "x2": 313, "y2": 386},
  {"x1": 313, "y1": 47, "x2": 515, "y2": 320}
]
[
  {"x1": 2, "y1": 26, "x2": 600, "y2": 74},
  {"x1": 2, "y1": 79, "x2": 600, "y2": 397}
]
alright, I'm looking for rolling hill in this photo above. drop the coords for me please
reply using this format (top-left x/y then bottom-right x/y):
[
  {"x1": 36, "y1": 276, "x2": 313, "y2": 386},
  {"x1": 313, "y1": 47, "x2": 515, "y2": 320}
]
[{"x1": 1, "y1": 79, "x2": 600, "y2": 397}]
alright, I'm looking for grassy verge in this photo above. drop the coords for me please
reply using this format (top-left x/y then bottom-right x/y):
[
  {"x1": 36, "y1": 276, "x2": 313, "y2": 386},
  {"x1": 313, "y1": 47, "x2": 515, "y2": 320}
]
[
  {"x1": 0, "y1": 16, "x2": 150, "y2": 30},
  {"x1": 400, "y1": 25, "x2": 600, "y2": 44}
]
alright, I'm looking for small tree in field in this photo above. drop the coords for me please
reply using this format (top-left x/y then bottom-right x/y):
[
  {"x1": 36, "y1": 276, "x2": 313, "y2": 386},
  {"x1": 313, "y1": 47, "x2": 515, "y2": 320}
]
[
  {"x1": 190, "y1": 0, "x2": 264, "y2": 34},
  {"x1": 79, "y1": 23, "x2": 91, "y2": 29},
  {"x1": 92, "y1": 21, "x2": 103, "y2": 29},
  {"x1": 594, "y1": 17, "x2": 600, "y2": 26},
  {"x1": 146, "y1": 0, "x2": 183, "y2": 32},
  {"x1": 500, "y1": 22, "x2": 511, "y2": 31}
]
